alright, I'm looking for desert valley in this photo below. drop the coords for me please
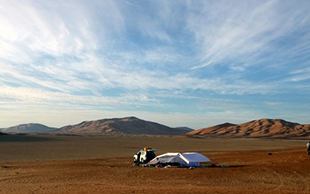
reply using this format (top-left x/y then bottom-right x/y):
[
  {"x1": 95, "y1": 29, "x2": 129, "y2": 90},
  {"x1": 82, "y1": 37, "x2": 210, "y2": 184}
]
[
  {"x1": 1, "y1": 117, "x2": 310, "y2": 194},
  {"x1": 2, "y1": 1, "x2": 310, "y2": 194}
]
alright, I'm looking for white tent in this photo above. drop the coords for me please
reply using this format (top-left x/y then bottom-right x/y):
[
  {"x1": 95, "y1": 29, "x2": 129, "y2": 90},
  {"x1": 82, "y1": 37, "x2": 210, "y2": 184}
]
[{"x1": 147, "y1": 152, "x2": 210, "y2": 167}]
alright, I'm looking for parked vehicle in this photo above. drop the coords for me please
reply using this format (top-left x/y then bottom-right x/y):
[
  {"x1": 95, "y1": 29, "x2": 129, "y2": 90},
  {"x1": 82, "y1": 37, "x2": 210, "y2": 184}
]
[{"x1": 133, "y1": 147, "x2": 156, "y2": 164}]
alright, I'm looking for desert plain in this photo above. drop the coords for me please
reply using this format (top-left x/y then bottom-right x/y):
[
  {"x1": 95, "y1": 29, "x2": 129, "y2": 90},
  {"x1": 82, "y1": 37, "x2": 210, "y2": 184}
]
[{"x1": 0, "y1": 134, "x2": 310, "y2": 194}]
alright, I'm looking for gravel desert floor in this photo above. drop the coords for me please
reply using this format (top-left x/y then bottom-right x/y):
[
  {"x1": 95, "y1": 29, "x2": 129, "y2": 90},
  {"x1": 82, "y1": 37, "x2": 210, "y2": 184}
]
[{"x1": 0, "y1": 135, "x2": 310, "y2": 194}]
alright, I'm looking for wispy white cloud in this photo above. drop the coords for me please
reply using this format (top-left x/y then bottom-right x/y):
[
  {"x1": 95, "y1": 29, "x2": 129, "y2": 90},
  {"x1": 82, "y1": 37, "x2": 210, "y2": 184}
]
[
  {"x1": 0, "y1": 0, "x2": 282, "y2": 96},
  {"x1": 0, "y1": 0, "x2": 310, "y2": 127},
  {"x1": 0, "y1": 86, "x2": 161, "y2": 108},
  {"x1": 0, "y1": 86, "x2": 114, "y2": 105},
  {"x1": 0, "y1": 1, "x2": 96, "y2": 60},
  {"x1": 287, "y1": 67, "x2": 310, "y2": 82},
  {"x1": 187, "y1": 0, "x2": 310, "y2": 71}
]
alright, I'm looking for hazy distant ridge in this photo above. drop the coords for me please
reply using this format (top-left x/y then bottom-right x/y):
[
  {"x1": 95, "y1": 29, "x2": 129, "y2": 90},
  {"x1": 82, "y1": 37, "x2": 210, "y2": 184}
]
[
  {"x1": 187, "y1": 119, "x2": 310, "y2": 139},
  {"x1": 174, "y1": 126, "x2": 194, "y2": 132},
  {"x1": 1, "y1": 124, "x2": 57, "y2": 134}
]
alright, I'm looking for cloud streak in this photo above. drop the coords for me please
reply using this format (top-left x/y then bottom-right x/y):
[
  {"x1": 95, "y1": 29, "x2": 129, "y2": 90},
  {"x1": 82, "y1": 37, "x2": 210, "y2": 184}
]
[
  {"x1": 187, "y1": 0, "x2": 310, "y2": 71},
  {"x1": 0, "y1": 0, "x2": 310, "y2": 127}
]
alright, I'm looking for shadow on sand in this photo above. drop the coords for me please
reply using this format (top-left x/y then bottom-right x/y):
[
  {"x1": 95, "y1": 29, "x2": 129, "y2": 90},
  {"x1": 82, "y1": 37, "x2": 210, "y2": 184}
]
[
  {"x1": 223, "y1": 165, "x2": 248, "y2": 168},
  {"x1": 0, "y1": 134, "x2": 56, "y2": 143},
  {"x1": 202, "y1": 164, "x2": 248, "y2": 168}
]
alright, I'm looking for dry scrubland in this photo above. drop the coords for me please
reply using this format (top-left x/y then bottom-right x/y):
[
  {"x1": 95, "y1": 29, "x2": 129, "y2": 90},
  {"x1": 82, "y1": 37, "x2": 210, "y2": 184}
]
[{"x1": 0, "y1": 134, "x2": 310, "y2": 194}]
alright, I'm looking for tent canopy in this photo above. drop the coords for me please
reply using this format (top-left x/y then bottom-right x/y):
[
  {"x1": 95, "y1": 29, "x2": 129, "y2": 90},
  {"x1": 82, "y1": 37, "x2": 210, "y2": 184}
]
[{"x1": 147, "y1": 152, "x2": 210, "y2": 167}]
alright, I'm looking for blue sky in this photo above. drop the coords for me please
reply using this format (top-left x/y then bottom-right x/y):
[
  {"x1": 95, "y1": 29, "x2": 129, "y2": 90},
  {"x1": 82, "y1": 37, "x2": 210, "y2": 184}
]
[{"x1": 0, "y1": 0, "x2": 310, "y2": 129}]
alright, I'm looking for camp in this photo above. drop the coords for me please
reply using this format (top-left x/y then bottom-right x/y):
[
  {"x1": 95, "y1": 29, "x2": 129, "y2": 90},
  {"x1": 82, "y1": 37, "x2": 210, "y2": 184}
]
[{"x1": 147, "y1": 152, "x2": 210, "y2": 167}]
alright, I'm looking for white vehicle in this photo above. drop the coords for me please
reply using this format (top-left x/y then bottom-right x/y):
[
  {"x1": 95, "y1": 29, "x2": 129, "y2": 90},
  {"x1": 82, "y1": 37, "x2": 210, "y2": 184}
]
[{"x1": 133, "y1": 147, "x2": 156, "y2": 164}]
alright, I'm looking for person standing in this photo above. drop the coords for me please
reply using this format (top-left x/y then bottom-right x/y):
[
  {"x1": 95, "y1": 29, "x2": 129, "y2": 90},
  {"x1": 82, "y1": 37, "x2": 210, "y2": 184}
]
[{"x1": 307, "y1": 142, "x2": 310, "y2": 155}]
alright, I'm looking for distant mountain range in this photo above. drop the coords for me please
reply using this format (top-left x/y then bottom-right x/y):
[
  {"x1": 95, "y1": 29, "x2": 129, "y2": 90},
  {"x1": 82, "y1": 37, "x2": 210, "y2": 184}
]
[
  {"x1": 187, "y1": 119, "x2": 310, "y2": 139},
  {"x1": 0, "y1": 117, "x2": 191, "y2": 135},
  {"x1": 56, "y1": 117, "x2": 190, "y2": 135},
  {"x1": 2, "y1": 118, "x2": 309, "y2": 139}
]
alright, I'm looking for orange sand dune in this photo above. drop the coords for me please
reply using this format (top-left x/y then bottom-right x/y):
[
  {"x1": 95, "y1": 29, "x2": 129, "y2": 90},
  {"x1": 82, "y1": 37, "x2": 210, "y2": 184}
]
[{"x1": 188, "y1": 119, "x2": 310, "y2": 139}]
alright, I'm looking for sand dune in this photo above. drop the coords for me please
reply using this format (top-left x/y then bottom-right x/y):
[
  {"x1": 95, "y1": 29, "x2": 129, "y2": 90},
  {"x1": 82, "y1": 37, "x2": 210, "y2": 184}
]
[{"x1": 187, "y1": 118, "x2": 310, "y2": 139}]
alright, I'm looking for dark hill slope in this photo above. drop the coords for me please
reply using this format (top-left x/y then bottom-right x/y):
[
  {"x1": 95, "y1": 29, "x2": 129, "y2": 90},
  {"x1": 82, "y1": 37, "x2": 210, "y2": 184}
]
[{"x1": 56, "y1": 117, "x2": 188, "y2": 135}]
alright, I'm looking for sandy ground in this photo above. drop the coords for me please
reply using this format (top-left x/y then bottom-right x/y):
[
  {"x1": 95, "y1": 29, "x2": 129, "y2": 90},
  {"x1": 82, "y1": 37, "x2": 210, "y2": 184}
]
[{"x1": 0, "y1": 135, "x2": 310, "y2": 193}]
